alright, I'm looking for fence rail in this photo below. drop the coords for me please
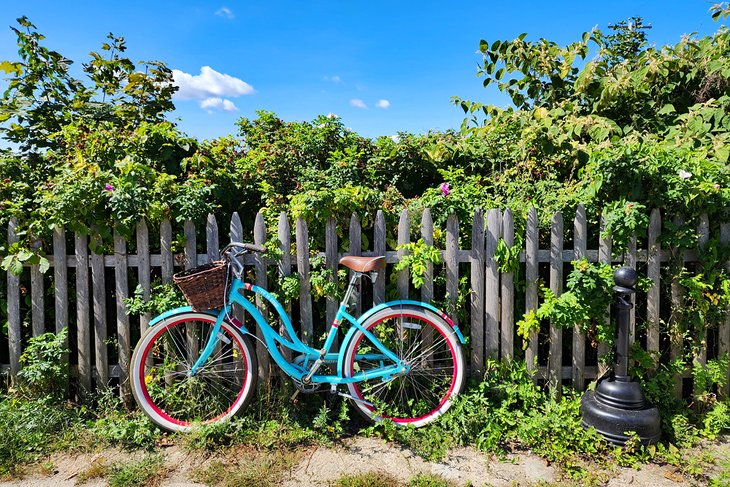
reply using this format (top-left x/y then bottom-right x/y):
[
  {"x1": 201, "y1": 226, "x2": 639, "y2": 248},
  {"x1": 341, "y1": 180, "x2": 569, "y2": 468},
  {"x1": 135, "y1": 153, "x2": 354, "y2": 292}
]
[{"x1": 3, "y1": 206, "x2": 730, "y2": 400}]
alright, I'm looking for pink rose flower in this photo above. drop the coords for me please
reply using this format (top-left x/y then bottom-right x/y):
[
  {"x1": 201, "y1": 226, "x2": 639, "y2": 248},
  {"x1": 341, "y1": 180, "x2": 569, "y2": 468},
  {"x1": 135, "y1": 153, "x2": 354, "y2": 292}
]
[{"x1": 440, "y1": 183, "x2": 450, "y2": 196}]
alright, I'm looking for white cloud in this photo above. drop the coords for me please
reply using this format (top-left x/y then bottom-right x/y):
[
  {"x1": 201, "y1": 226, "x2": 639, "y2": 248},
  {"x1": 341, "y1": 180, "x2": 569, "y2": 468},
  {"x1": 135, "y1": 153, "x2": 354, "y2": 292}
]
[
  {"x1": 376, "y1": 99, "x2": 391, "y2": 109},
  {"x1": 350, "y1": 98, "x2": 367, "y2": 109},
  {"x1": 215, "y1": 7, "x2": 234, "y2": 19},
  {"x1": 172, "y1": 66, "x2": 254, "y2": 101},
  {"x1": 324, "y1": 75, "x2": 342, "y2": 83},
  {"x1": 200, "y1": 97, "x2": 238, "y2": 111}
]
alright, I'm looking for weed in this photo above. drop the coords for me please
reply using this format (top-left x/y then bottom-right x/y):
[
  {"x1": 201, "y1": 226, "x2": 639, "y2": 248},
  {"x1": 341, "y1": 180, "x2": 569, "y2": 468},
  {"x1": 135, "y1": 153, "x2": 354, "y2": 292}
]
[
  {"x1": 17, "y1": 329, "x2": 70, "y2": 402},
  {"x1": 0, "y1": 397, "x2": 78, "y2": 476},
  {"x1": 75, "y1": 456, "x2": 110, "y2": 484},
  {"x1": 191, "y1": 448, "x2": 300, "y2": 487},
  {"x1": 108, "y1": 454, "x2": 167, "y2": 487},
  {"x1": 409, "y1": 473, "x2": 457, "y2": 487},
  {"x1": 332, "y1": 470, "x2": 403, "y2": 487}
]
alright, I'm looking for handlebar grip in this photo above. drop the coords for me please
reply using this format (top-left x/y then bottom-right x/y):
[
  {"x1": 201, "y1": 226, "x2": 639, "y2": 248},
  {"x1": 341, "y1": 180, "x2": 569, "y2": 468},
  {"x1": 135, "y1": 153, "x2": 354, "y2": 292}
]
[{"x1": 242, "y1": 243, "x2": 266, "y2": 253}]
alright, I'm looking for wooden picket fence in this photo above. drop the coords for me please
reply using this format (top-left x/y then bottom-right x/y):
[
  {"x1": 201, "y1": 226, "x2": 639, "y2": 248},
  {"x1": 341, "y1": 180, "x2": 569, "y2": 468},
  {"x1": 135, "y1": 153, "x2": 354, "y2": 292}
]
[{"x1": 2, "y1": 205, "x2": 730, "y2": 401}]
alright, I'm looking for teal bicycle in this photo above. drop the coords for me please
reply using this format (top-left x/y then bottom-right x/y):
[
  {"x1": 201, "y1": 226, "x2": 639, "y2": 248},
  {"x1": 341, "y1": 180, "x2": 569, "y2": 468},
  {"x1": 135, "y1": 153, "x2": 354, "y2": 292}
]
[{"x1": 131, "y1": 242, "x2": 466, "y2": 432}]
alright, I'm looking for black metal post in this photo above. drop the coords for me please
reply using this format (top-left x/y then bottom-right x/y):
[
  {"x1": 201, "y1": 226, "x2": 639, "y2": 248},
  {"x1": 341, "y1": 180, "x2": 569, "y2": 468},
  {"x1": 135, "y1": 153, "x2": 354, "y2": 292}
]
[{"x1": 580, "y1": 267, "x2": 661, "y2": 445}]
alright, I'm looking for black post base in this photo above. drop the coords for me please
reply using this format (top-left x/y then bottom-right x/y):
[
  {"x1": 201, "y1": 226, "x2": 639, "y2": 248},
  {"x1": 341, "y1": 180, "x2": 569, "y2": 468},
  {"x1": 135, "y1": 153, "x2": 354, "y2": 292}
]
[{"x1": 580, "y1": 379, "x2": 661, "y2": 446}]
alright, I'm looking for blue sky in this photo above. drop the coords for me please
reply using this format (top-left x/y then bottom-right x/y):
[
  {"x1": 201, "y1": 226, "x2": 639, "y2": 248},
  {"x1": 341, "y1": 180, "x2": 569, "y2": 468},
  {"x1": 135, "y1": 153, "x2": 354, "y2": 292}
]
[{"x1": 0, "y1": 1, "x2": 724, "y2": 141}]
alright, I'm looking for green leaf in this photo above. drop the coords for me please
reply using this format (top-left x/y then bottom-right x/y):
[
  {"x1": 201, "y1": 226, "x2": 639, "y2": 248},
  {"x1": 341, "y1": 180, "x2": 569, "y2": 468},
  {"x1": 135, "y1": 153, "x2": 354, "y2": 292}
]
[
  {"x1": 658, "y1": 103, "x2": 676, "y2": 115},
  {"x1": 0, "y1": 61, "x2": 22, "y2": 76}
]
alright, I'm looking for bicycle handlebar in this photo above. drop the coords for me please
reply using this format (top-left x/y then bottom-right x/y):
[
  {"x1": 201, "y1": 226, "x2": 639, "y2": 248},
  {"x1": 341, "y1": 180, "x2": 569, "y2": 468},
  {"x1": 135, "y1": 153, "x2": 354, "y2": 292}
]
[{"x1": 221, "y1": 242, "x2": 266, "y2": 255}]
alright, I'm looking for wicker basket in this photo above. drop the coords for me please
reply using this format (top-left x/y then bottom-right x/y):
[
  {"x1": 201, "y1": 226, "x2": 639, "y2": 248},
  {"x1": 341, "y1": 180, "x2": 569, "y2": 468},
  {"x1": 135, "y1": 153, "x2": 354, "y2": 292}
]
[{"x1": 172, "y1": 260, "x2": 229, "y2": 311}]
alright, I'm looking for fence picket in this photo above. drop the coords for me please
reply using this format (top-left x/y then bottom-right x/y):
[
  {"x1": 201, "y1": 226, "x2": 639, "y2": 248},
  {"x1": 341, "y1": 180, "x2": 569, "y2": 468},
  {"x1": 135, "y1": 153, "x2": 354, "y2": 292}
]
[
  {"x1": 230, "y1": 213, "x2": 247, "y2": 335},
  {"x1": 397, "y1": 209, "x2": 409, "y2": 300},
  {"x1": 136, "y1": 220, "x2": 151, "y2": 333},
  {"x1": 525, "y1": 208, "x2": 539, "y2": 378},
  {"x1": 446, "y1": 214, "x2": 459, "y2": 329},
  {"x1": 349, "y1": 213, "x2": 362, "y2": 315},
  {"x1": 75, "y1": 232, "x2": 91, "y2": 392},
  {"x1": 296, "y1": 218, "x2": 313, "y2": 345},
  {"x1": 183, "y1": 220, "x2": 198, "y2": 361},
  {"x1": 7, "y1": 219, "x2": 20, "y2": 379},
  {"x1": 277, "y1": 212, "x2": 293, "y2": 363},
  {"x1": 627, "y1": 235, "x2": 637, "y2": 343},
  {"x1": 721, "y1": 222, "x2": 730, "y2": 398},
  {"x1": 160, "y1": 220, "x2": 174, "y2": 283},
  {"x1": 254, "y1": 212, "x2": 271, "y2": 384},
  {"x1": 597, "y1": 215, "x2": 612, "y2": 360},
  {"x1": 572, "y1": 204, "x2": 587, "y2": 391},
  {"x1": 30, "y1": 237, "x2": 44, "y2": 336},
  {"x1": 91, "y1": 233, "x2": 108, "y2": 388},
  {"x1": 696, "y1": 214, "x2": 710, "y2": 366},
  {"x1": 421, "y1": 209, "x2": 434, "y2": 306},
  {"x1": 647, "y1": 210, "x2": 661, "y2": 355},
  {"x1": 53, "y1": 226, "x2": 69, "y2": 387},
  {"x1": 501, "y1": 209, "x2": 515, "y2": 362},
  {"x1": 670, "y1": 215, "x2": 685, "y2": 398},
  {"x1": 325, "y1": 217, "x2": 338, "y2": 327},
  {"x1": 206, "y1": 214, "x2": 220, "y2": 263},
  {"x1": 114, "y1": 230, "x2": 131, "y2": 403},
  {"x1": 470, "y1": 208, "x2": 485, "y2": 377},
  {"x1": 374, "y1": 211, "x2": 386, "y2": 305},
  {"x1": 548, "y1": 212, "x2": 564, "y2": 397},
  {"x1": 485, "y1": 209, "x2": 501, "y2": 359}
]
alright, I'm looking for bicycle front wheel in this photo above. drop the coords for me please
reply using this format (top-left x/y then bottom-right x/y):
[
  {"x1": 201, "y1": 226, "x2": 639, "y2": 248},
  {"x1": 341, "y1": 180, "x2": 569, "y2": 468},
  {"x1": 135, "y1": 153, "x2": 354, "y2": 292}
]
[
  {"x1": 131, "y1": 312, "x2": 257, "y2": 432},
  {"x1": 343, "y1": 305, "x2": 465, "y2": 428}
]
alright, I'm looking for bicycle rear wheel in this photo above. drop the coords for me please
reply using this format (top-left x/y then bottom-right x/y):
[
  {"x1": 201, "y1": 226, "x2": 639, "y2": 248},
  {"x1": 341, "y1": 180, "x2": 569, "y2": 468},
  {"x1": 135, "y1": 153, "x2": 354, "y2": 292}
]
[
  {"x1": 343, "y1": 305, "x2": 465, "y2": 428},
  {"x1": 131, "y1": 312, "x2": 257, "y2": 432}
]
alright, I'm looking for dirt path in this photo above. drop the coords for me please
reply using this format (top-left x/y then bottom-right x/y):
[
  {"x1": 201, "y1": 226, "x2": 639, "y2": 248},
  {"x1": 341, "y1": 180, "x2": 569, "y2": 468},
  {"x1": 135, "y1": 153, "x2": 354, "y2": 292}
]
[{"x1": 2, "y1": 436, "x2": 726, "y2": 486}]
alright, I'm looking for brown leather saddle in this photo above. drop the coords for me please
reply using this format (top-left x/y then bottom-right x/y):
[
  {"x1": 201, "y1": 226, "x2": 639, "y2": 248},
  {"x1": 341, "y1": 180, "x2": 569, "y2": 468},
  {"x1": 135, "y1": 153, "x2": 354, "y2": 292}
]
[{"x1": 339, "y1": 255, "x2": 385, "y2": 273}]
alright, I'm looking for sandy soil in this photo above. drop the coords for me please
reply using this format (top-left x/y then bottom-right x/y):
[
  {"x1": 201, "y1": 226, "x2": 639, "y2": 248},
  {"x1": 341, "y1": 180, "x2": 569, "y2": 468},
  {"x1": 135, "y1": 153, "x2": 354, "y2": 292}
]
[{"x1": 2, "y1": 436, "x2": 728, "y2": 486}]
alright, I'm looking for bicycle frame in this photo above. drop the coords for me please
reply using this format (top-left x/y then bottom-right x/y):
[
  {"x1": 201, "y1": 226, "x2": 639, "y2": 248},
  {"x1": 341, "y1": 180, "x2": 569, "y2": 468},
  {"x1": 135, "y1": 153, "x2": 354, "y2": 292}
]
[{"x1": 188, "y1": 273, "x2": 407, "y2": 385}]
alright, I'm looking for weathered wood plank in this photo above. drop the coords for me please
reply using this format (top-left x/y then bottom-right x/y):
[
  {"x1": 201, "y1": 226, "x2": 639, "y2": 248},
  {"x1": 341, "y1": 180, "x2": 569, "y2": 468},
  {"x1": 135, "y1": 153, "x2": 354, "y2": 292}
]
[
  {"x1": 374, "y1": 211, "x2": 387, "y2": 305},
  {"x1": 277, "y1": 212, "x2": 292, "y2": 363},
  {"x1": 597, "y1": 215, "x2": 612, "y2": 360},
  {"x1": 114, "y1": 230, "x2": 131, "y2": 403},
  {"x1": 421, "y1": 209, "x2": 434, "y2": 306},
  {"x1": 397, "y1": 209, "x2": 409, "y2": 300},
  {"x1": 184, "y1": 220, "x2": 197, "y2": 270},
  {"x1": 525, "y1": 208, "x2": 539, "y2": 377},
  {"x1": 572, "y1": 204, "x2": 587, "y2": 391},
  {"x1": 669, "y1": 215, "x2": 685, "y2": 399},
  {"x1": 75, "y1": 232, "x2": 91, "y2": 392},
  {"x1": 296, "y1": 218, "x2": 313, "y2": 345},
  {"x1": 136, "y1": 219, "x2": 152, "y2": 334},
  {"x1": 470, "y1": 208, "x2": 485, "y2": 377},
  {"x1": 325, "y1": 217, "x2": 338, "y2": 327},
  {"x1": 254, "y1": 212, "x2": 271, "y2": 385},
  {"x1": 160, "y1": 220, "x2": 174, "y2": 283},
  {"x1": 7, "y1": 219, "x2": 21, "y2": 379},
  {"x1": 91, "y1": 233, "x2": 109, "y2": 389},
  {"x1": 626, "y1": 235, "x2": 637, "y2": 344},
  {"x1": 206, "y1": 214, "x2": 220, "y2": 263},
  {"x1": 646, "y1": 209, "x2": 661, "y2": 356},
  {"x1": 549, "y1": 212, "x2": 564, "y2": 398},
  {"x1": 230, "y1": 212, "x2": 247, "y2": 334},
  {"x1": 485, "y1": 209, "x2": 501, "y2": 359},
  {"x1": 720, "y1": 222, "x2": 730, "y2": 399},
  {"x1": 501, "y1": 209, "x2": 515, "y2": 362},
  {"x1": 53, "y1": 226, "x2": 68, "y2": 335},
  {"x1": 696, "y1": 213, "x2": 710, "y2": 366},
  {"x1": 53, "y1": 225, "x2": 69, "y2": 394},
  {"x1": 445, "y1": 214, "x2": 459, "y2": 329},
  {"x1": 30, "y1": 237, "x2": 44, "y2": 336},
  {"x1": 349, "y1": 213, "x2": 362, "y2": 316}
]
